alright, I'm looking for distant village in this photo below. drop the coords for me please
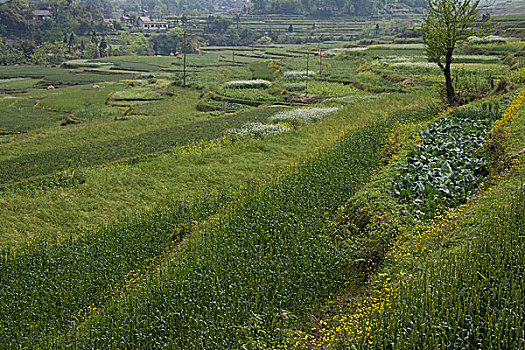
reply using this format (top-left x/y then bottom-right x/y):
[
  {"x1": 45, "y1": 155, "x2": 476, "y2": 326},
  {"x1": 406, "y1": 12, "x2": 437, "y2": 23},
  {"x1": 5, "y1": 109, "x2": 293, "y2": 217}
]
[
  {"x1": 30, "y1": 8, "x2": 170, "y2": 30},
  {"x1": 16, "y1": 0, "x2": 252, "y2": 34}
]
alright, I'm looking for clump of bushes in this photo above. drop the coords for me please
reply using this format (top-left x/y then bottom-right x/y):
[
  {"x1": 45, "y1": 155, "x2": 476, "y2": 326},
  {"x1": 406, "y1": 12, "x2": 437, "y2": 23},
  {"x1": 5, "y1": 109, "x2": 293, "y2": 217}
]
[
  {"x1": 226, "y1": 122, "x2": 290, "y2": 138},
  {"x1": 284, "y1": 83, "x2": 306, "y2": 91}
]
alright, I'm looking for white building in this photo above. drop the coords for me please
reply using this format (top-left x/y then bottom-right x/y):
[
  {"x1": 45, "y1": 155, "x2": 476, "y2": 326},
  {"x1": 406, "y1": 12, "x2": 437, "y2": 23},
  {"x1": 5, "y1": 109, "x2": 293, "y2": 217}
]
[{"x1": 138, "y1": 16, "x2": 168, "y2": 30}]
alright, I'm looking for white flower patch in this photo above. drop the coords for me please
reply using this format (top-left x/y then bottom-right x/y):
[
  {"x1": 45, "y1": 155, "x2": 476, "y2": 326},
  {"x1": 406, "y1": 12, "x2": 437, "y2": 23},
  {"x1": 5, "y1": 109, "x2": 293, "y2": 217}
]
[
  {"x1": 453, "y1": 55, "x2": 500, "y2": 64},
  {"x1": 450, "y1": 66, "x2": 496, "y2": 74},
  {"x1": 369, "y1": 44, "x2": 424, "y2": 50},
  {"x1": 392, "y1": 61, "x2": 440, "y2": 69},
  {"x1": 324, "y1": 48, "x2": 348, "y2": 56},
  {"x1": 269, "y1": 107, "x2": 340, "y2": 125},
  {"x1": 223, "y1": 80, "x2": 272, "y2": 89},
  {"x1": 378, "y1": 56, "x2": 411, "y2": 63},
  {"x1": 284, "y1": 83, "x2": 307, "y2": 91},
  {"x1": 227, "y1": 122, "x2": 290, "y2": 138},
  {"x1": 283, "y1": 71, "x2": 316, "y2": 81},
  {"x1": 62, "y1": 59, "x2": 112, "y2": 68},
  {"x1": 344, "y1": 47, "x2": 368, "y2": 51},
  {"x1": 468, "y1": 35, "x2": 509, "y2": 43}
]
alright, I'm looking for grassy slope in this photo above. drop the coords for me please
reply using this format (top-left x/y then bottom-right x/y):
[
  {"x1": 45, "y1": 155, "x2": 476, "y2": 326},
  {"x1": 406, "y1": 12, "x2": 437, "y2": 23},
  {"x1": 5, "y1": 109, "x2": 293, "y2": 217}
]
[
  {"x1": 319, "y1": 100, "x2": 525, "y2": 349},
  {"x1": 1, "y1": 39, "x2": 523, "y2": 348},
  {"x1": 268, "y1": 90, "x2": 525, "y2": 348},
  {"x1": 0, "y1": 94, "x2": 69, "y2": 131},
  {"x1": 0, "y1": 90, "x2": 435, "y2": 247},
  {"x1": 348, "y1": 167, "x2": 525, "y2": 349},
  {"x1": 0, "y1": 65, "x2": 136, "y2": 83},
  {"x1": 40, "y1": 108, "x2": 434, "y2": 349},
  {"x1": 0, "y1": 87, "x2": 201, "y2": 161}
]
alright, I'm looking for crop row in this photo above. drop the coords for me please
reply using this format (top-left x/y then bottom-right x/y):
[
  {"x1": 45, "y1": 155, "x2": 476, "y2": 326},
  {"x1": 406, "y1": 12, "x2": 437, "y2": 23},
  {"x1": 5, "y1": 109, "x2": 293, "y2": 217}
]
[
  {"x1": 0, "y1": 66, "x2": 136, "y2": 83},
  {"x1": 354, "y1": 182, "x2": 525, "y2": 349},
  {"x1": 0, "y1": 97, "x2": 68, "y2": 132},
  {"x1": 0, "y1": 107, "x2": 282, "y2": 185},
  {"x1": 1, "y1": 107, "x2": 390, "y2": 347},
  {"x1": 0, "y1": 192, "x2": 235, "y2": 348},
  {"x1": 290, "y1": 93, "x2": 524, "y2": 349},
  {"x1": 215, "y1": 87, "x2": 284, "y2": 102},
  {"x1": 40, "y1": 109, "x2": 434, "y2": 349},
  {"x1": 223, "y1": 79, "x2": 272, "y2": 89}
]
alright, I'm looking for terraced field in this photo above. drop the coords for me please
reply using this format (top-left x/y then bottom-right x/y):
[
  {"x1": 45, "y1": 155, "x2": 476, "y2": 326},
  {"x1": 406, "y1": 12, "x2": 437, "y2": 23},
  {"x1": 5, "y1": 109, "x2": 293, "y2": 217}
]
[
  {"x1": 175, "y1": 13, "x2": 424, "y2": 42},
  {"x1": 1, "y1": 34, "x2": 524, "y2": 349}
]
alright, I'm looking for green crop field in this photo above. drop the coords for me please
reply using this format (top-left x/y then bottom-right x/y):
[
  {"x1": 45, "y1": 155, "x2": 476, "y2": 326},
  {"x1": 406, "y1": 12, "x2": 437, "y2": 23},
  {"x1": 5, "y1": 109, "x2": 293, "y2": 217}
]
[
  {"x1": 1, "y1": 24, "x2": 525, "y2": 349},
  {"x1": 177, "y1": 13, "x2": 424, "y2": 43},
  {"x1": 0, "y1": 95, "x2": 68, "y2": 132},
  {"x1": 0, "y1": 65, "x2": 136, "y2": 83}
]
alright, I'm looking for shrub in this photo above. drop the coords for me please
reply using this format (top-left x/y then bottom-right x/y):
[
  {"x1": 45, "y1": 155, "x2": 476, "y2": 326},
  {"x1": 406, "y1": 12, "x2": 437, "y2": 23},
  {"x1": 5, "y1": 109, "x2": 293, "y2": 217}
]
[{"x1": 284, "y1": 83, "x2": 306, "y2": 91}]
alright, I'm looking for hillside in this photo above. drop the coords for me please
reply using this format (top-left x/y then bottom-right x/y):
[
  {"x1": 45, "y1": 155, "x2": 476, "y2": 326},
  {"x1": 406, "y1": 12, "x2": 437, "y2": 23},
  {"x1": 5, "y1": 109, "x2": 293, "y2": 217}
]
[
  {"x1": 0, "y1": 12, "x2": 525, "y2": 349},
  {"x1": 116, "y1": 0, "x2": 426, "y2": 16}
]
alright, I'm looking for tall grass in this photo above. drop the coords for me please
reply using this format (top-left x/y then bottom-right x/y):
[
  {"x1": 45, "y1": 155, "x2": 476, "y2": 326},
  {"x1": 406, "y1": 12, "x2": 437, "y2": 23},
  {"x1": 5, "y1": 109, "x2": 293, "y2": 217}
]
[
  {"x1": 44, "y1": 110, "x2": 434, "y2": 349},
  {"x1": 0, "y1": 97, "x2": 68, "y2": 131},
  {"x1": 0, "y1": 193, "x2": 233, "y2": 348},
  {"x1": 354, "y1": 183, "x2": 525, "y2": 349},
  {"x1": 0, "y1": 107, "x2": 281, "y2": 185},
  {"x1": 0, "y1": 87, "x2": 202, "y2": 162},
  {"x1": 0, "y1": 91, "x2": 437, "y2": 248}
]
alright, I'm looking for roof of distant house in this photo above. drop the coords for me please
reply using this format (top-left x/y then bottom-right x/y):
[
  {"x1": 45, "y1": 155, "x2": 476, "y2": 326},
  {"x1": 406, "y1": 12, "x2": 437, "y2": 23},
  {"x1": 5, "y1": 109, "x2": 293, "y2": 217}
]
[
  {"x1": 139, "y1": 16, "x2": 167, "y2": 24},
  {"x1": 32, "y1": 10, "x2": 52, "y2": 16}
]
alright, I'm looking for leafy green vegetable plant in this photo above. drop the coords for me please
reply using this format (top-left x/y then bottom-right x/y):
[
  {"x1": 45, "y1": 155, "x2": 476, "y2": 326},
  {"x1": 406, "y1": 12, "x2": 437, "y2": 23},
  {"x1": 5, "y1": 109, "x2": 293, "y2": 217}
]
[{"x1": 394, "y1": 108, "x2": 499, "y2": 218}]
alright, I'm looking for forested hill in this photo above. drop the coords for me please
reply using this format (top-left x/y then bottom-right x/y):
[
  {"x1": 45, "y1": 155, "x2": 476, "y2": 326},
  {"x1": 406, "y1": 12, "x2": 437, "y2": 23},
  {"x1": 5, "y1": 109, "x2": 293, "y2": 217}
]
[
  {"x1": 0, "y1": 0, "x2": 110, "y2": 40},
  {"x1": 118, "y1": 0, "x2": 248, "y2": 14},
  {"x1": 118, "y1": 0, "x2": 426, "y2": 17},
  {"x1": 249, "y1": 0, "x2": 427, "y2": 16}
]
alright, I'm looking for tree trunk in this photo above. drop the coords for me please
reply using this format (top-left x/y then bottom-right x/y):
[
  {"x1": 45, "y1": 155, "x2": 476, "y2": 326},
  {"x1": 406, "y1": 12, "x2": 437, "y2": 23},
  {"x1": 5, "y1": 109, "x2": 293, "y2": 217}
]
[{"x1": 443, "y1": 48, "x2": 455, "y2": 105}]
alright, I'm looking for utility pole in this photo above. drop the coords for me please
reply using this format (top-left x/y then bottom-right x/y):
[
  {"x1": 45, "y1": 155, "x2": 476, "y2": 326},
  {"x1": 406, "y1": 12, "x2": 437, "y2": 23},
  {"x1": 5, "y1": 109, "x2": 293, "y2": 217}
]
[
  {"x1": 318, "y1": 43, "x2": 322, "y2": 76},
  {"x1": 183, "y1": 32, "x2": 187, "y2": 88},
  {"x1": 305, "y1": 52, "x2": 309, "y2": 95}
]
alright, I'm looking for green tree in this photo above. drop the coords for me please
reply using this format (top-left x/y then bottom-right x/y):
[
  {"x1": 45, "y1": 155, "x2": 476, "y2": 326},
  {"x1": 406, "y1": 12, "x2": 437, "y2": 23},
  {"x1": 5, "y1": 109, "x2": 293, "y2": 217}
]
[
  {"x1": 83, "y1": 42, "x2": 99, "y2": 59},
  {"x1": 0, "y1": 0, "x2": 31, "y2": 39},
  {"x1": 43, "y1": 27, "x2": 63, "y2": 43},
  {"x1": 256, "y1": 35, "x2": 272, "y2": 45},
  {"x1": 68, "y1": 32, "x2": 75, "y2": 53},
  {"x1": 99, "y1": 37, "x2": 108, "y2": 57},
  {"x1": 0, "y1": 40, "x2": 25, "y2": 65},
  {"x1": 31, "y1": 41, "x2": 67, "y2": 65},
  {"x1": 150, "y1": 28, "x2": 184, "y2": 55},
  {"x1": 421, "y1": 0, "x2": 490, "y2": 104},
  {"x1": 120, "y1": 33, "x2": 152, "y2": 56}
]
